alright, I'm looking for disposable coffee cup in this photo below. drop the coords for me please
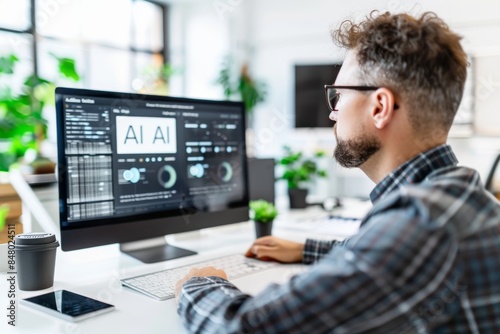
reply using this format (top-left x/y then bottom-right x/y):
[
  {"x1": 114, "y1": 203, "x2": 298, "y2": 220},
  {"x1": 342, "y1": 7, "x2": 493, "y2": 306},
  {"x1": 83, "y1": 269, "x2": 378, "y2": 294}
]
[{"x1": 15, "y1": 233, "x2": 59, "y2": 291}]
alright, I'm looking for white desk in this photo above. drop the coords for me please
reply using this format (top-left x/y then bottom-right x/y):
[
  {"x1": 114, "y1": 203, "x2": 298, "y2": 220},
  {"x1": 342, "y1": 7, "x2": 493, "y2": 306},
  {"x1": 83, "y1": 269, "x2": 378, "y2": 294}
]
[
  {"x1": 1, "y1": 173, "x2": 369, "y2": 333},
  {"x1": 1, "y1": 223, "x2": 311, "y2": 334}
]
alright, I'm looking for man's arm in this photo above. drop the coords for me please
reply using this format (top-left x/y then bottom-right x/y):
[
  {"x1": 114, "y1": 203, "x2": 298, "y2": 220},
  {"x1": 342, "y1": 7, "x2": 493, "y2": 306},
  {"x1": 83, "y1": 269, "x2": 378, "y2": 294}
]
[
  {"x1": 177, "y1": 208, "x2": 457, "y2": 334},
  {"x1": 177, "y1": 247, "x2": 371, "y2": 334},
  {"x1": 245, "y1": 236, "x2": 347, "y2": 264},
  {"x1": 302, "y1": 238, "x2": 346, "y2": 264}
]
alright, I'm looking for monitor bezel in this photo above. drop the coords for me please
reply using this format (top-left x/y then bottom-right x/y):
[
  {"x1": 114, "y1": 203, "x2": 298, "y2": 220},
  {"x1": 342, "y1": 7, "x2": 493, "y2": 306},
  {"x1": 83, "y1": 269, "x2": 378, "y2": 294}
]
[{"x1": 55, "y1": 87, "x2": 249, "y2": 252}]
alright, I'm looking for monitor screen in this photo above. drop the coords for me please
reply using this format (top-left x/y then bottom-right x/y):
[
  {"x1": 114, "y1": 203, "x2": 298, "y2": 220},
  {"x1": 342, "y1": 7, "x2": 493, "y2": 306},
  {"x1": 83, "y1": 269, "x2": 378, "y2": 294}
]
[
  {"x1": 295, "y1": 64, "x2": 342, "y2": 128},
  {"x1": 55, "y1": 88, "x2": 249, "y2": 263}
]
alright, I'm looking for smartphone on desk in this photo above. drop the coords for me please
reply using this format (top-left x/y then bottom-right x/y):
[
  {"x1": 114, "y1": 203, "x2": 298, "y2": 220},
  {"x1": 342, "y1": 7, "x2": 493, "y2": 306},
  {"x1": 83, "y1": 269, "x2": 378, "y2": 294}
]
[{"x1": 21, "y1": 290, "x2": 115, "y2": 322}]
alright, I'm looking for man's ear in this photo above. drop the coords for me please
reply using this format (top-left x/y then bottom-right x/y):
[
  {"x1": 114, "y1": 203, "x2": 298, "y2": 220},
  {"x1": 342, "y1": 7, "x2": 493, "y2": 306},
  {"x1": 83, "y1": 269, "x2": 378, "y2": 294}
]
[{"x1": 370, "y1": 88, "x2": 397, "y2": 129}]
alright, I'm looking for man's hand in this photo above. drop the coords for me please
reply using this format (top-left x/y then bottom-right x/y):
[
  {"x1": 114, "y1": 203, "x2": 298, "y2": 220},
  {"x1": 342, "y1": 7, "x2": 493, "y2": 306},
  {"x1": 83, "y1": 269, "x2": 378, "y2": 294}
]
[
  {"x1": 245, "y1": 236, "x2": 304, "y2": 263},
  {"x1": 174, "y1": 267, "x2": 228, "y2": 305}
]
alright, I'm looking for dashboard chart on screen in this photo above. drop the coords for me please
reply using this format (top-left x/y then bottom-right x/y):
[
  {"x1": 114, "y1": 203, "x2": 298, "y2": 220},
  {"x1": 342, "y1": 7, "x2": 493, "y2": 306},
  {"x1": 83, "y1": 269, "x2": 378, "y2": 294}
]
[{"x1": 58, "y1": 91, "x2": 246, "y2": 226}]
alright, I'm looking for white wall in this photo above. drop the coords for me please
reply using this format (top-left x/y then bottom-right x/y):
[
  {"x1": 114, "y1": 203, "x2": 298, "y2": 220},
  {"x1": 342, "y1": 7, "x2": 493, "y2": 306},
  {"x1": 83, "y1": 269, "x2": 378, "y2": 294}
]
[
  {"x1": 168, "y1": 0, "x2": 252, "y2": 99},
  {"x1": 170, "y1": 0, "x2": 500, "y2": 199}
]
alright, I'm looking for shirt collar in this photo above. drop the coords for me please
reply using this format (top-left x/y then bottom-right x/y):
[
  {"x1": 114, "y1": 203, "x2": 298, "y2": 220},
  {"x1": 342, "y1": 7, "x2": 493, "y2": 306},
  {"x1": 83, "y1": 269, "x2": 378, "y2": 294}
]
[{"x1": 369, "y1": 144, "x2": 459, "y2": 203}]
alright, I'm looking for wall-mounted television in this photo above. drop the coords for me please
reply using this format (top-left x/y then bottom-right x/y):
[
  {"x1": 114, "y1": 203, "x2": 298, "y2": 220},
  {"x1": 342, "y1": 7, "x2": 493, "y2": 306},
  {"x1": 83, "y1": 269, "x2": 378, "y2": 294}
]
[{"x1": 294, "y1": 64, "x2": 342, "y2": 128}]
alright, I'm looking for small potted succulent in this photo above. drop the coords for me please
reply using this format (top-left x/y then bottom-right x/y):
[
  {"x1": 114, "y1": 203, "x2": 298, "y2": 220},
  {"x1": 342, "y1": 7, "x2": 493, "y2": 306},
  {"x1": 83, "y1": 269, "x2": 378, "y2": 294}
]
[
  {"x1": 250, "y1": 200, "x2": 278, "y2": 238},
  {"x1": 278, "y1": 146, "x2": 328, "y2": 209}
]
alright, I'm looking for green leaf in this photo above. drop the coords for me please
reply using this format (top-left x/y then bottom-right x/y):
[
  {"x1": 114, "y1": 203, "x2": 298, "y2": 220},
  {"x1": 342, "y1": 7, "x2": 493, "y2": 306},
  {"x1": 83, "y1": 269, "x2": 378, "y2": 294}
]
[
  {"x1": 249, "y1": 200, "x2": 278, "y2": 223},
  {"x1": 0, "y1": 54, "x2": 19, "y2": 75},
  {"x1": 50, "y1": 53, "x2": 80, "y2": 81},
  {"x1": 278, "y1": 146, "x2": 328, "y2": 189},
  {"x1": 58, "y1": 57, "x2": 80, "y2": 81},
  {"x1": 23, "y1": 74, "x2": 51, "y2": 87},
  {"x1": 160, "y1": 63, "x2": 182, "y2": 80},
  {"x1": 315, "y1": 150, "x2": 326, "y2": 158},
  {"x1": 215, "y1": 57, "x2": 267, "y2": 111},
  {"x1": 317, "y1": 170, "x2": 328, "y2": 177},
  {"x1": 297, "y1": 167, "x2": 310, "y2": 181},
  {"x1": 0, "y1": 204, "x2": 9, "y2": 231},
  {"x1": 302, "y1": 160, "x2": 317, "y2": 173},
  {"x1": 215, "y1": 58, "x2": 234, "y2": 99},
  {"x1": 0, "y1": 151, "x2": 16, "y2": 172},
  {"x1": 239, "y1": 80, "x2": 266, "y2": 112}
]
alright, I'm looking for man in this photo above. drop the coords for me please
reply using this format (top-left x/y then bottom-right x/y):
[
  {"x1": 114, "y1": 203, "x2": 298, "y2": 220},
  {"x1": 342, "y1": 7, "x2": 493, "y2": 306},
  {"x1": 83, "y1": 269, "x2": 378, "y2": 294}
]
[{"x1": 175, "y1": 11, "x2": 500, "y2": 333}]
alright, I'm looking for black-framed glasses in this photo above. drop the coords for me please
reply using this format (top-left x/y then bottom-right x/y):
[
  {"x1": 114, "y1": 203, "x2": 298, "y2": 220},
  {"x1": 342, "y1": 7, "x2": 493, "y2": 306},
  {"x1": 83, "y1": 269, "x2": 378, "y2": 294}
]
[{"x1": 324, "y1": 85, "x2": 379, "y2": 112}]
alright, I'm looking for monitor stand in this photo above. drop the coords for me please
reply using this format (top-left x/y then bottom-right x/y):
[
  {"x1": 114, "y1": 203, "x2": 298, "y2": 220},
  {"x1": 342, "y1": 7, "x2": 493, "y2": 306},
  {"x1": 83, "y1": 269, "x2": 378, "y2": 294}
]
[{"x1": 119, "y1": 237, "x2": 197, "y2": 264}]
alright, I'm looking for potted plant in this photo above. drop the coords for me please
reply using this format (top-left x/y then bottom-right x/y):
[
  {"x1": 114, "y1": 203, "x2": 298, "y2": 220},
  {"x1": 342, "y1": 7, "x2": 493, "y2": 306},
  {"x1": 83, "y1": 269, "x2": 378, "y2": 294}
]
[
  {"x1": 250, "y1": 200, "x2": 278, "y2": 238},
  {"x1": 0, "y1": 53, "x2": 80, "y2": 173},
  {"x1": 278, "y1": 146, "x2": 328, "y2": 209},
  {"x1": 133, "y1": 54, "x2": 181, "y2": 96},
  {"x1": 215, "y1": 57, "x2": 267, "y2": 127}
]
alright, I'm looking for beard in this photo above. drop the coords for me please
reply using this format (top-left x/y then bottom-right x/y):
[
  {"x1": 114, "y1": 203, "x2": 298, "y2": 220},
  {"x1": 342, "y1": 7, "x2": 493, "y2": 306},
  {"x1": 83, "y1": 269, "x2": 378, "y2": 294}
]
[{"x1": 334, "y1": 127, "x2": 381, "y2": 168}]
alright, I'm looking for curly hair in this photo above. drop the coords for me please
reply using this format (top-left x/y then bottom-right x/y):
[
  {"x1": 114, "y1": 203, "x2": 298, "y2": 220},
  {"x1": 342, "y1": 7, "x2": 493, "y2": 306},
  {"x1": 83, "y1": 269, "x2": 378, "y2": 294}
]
[{"x1": 332, "y1": 11, "x2": 468, "y2": 133}]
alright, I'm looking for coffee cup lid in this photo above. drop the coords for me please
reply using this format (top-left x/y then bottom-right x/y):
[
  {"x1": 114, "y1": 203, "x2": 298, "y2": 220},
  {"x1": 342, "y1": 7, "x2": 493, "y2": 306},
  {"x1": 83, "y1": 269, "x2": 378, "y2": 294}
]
[{"x1": 15, "y1": 233, "x2": 57, "y2": 246}]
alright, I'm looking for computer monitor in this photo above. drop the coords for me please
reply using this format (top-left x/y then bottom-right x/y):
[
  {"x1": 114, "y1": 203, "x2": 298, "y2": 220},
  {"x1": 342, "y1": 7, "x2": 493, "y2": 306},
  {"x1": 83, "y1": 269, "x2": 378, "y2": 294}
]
[
  {"x1": 55, "y1": 87, "x2": 249, "y2": 263},
  {"x1": 248, "y1": 158, "x2": 275, "y2": 204}
]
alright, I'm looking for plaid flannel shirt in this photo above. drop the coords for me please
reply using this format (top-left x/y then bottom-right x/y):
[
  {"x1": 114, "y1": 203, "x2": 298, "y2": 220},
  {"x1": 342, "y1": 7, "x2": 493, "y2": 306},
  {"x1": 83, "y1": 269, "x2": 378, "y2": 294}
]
[{"x1": 177, "y1": 144, "x2": 500, "y2": 333}]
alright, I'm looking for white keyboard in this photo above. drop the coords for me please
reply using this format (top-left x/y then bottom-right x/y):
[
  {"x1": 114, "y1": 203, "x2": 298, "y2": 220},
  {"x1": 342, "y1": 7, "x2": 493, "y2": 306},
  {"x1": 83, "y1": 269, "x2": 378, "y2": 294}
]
[{"x1": 121, "y1": 254, "x2": 279, "y2": 300}]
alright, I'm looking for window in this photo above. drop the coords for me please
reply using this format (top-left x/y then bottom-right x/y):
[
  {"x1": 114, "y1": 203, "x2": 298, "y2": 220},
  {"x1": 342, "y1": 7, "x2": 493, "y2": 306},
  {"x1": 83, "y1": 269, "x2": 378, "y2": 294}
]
[{"x1": 0, "y1": 0, "x2": 167, "y2": 92}]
